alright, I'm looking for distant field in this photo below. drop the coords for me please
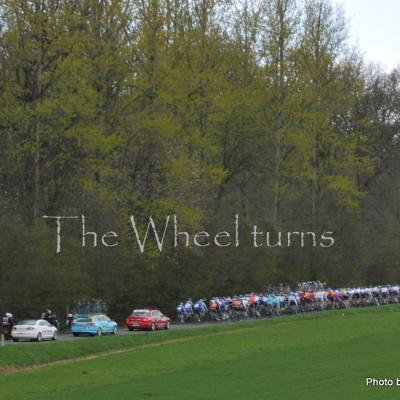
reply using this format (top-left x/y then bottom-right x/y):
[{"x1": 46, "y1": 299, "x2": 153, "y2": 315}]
[{"x1": 1, "y1": 306, "x2": 400, "y2": 399}]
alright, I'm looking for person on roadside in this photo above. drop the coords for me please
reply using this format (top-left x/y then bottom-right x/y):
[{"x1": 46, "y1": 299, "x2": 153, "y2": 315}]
[{"x1": 1, "y1": 312, "x2": 15, "y2": 339}]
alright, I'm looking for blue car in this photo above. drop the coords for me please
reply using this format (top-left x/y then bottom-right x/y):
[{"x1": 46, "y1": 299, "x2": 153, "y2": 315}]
[{"x1": 70, "y1": 314, "x2": 118, "y2": 336}]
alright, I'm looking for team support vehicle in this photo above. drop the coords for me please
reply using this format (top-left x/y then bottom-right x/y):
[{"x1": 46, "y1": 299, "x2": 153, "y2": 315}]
[
  {"x1": 126, "y1": 309, "x2": 170, "y2": 331},
  {"x1": 70, "y1": 313, "x2": 118, "y2": 336},
  {"x1": 11, "y1": 319, "x2": 58, "y2": 342}
]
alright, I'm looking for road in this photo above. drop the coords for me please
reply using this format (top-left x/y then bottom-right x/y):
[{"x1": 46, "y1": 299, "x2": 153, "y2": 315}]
[{"x1": 1, "y1": 320, "x2": 236, "y2": 345}]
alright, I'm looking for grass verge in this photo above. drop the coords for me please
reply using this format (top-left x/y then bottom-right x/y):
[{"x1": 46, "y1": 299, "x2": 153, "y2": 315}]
[{"x1": 1, "y1": 306, "x2": 400, "y2": 399}]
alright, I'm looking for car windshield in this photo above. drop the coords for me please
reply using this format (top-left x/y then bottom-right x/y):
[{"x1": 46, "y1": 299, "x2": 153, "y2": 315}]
[
  {"x1": 132, "y1": 310, "x2": 150, "y2": 317},
  {"x1": 17, "y1": 320, "x2": 37, "y2": 325},
  {"x1": 75, "y1": 318, "x2": 91, "y2": 323},
  {"x1": 74, "y1": 314, "x2": 88, "y2": 319}
]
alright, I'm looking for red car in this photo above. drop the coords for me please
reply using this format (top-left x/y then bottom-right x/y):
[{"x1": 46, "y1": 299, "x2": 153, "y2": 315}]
[{"x1": 126, "y1": 309, "x2": 170, "y2": 331}]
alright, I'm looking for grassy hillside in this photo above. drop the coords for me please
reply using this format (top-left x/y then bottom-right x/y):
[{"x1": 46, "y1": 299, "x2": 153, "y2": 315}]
[
  {"x1": 1, "y1": 306, "x2": 400, "y2": 399},
  {"x1": 0, "y1": 323, "x2": 248, "y2": 369}
]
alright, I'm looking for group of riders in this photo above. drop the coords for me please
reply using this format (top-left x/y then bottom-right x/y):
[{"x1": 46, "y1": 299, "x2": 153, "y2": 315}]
[
  {"x1": 176, "y1": 282, "x2": 400, "y2": 323},
  {"x1": 0, "y1": 309, "x2": 59, "y2": 340}
]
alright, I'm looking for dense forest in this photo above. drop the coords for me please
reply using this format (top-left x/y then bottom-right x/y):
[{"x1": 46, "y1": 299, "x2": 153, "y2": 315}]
[{"x1": 0, "y1": 0, "x2": 399, "y2": 320}]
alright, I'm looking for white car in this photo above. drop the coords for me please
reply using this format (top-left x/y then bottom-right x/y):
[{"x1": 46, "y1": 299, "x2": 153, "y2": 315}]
[{"x1": 11, "y1": 319, "x2": 58, "y2": 342}]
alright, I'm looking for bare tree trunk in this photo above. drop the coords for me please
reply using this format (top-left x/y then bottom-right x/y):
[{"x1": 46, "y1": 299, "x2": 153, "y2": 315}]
[
  {"x1": 273, "y1": 133, "x2": 281, "y2": 227},
  {"x1": 311, "y1": 2, "x2": 322, "y2": 234},
  {"x1": 33, "y1": 4, "x2": 43, "y2": 225},
  {"x1": 273, "y1": 0, "x2": 288, "y2": 228},
  {"x1": 311, "y1": 133, "x2": 317, "y2": 232},
  {"x1": 33, "y1": 120, "x2": 40, "y2": 224}
]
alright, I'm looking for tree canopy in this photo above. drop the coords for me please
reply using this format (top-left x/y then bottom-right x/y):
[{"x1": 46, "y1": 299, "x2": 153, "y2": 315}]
[{"x1": 0, "y1": 0, "x2": 399, "y2": 320}]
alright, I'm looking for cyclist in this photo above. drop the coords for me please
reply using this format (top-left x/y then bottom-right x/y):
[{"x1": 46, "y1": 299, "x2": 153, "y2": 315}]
[
  {"x1": 209, "y1": 298, "x2": 221, "y2": 320},
  {"x1": 266, "y1": 293, "x2": 275, "y2": 315},
  {"x1": 176, "y1": 302, "x2": 185, "y2": 323},
  {"x1": 193, "y1": 299, "x2": 207, "y2": 322},
  {"x1": 184, "y1": 299, "x2": 194, "y2": 321},
  {"x1": 272, "y1": 293, "x2": 281, "y2": 315},
  {"x1": 288, "y1": 292, "x2": 298, "y2": 313}
]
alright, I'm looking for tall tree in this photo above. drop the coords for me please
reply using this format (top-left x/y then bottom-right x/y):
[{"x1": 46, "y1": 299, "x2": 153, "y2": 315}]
[{"x1": 261, "y1": 0, "x2": 299, "y2": 227}]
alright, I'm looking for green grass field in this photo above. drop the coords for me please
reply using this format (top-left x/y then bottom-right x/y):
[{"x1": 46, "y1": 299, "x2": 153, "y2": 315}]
[{"x1": 1, "y1": 306, "x2": 400, "y2": 400}]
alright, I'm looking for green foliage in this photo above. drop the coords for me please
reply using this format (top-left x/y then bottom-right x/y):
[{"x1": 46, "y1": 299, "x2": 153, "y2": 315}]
[{"x1": 0, "y1": 0, "x2": 399, "y2": 316}]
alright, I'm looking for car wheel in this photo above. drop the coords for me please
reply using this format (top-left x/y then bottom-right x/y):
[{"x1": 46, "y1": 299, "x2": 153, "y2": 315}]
[
  {"x1": 52, "y1": 332, "x2": 58, "y2": 341},
  {"x1": 96, "y1": 328, "x2": 102, "y2": 336},
  {"x1": 165, "y1": 322, "x2": 170, "y2": 330},
  {"x1": 112, "y1": 326, "x2": 117, "y2": 335},
  {"x1": 151, "y1": 322, "x2": 156, "y2": 331},
  {"x1": 12, "y1": 338, "x2": 18, "y2": 342},
  {"x1": 37, "y1": 332, "x2": 42, "y2": 342},
  {"x1": 73, "y1": 333, "x2": 79, "y2": 337},
  {"x1": 128, "y1": 327, "x2": 134, "y2": 332}
]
